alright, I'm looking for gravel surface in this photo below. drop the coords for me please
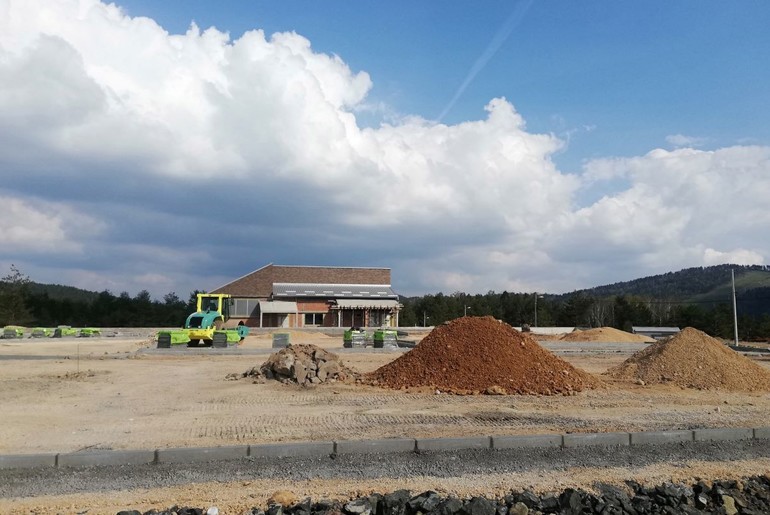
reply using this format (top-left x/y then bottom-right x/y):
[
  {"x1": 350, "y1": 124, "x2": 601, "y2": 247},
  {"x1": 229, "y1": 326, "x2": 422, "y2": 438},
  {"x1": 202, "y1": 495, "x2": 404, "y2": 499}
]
[{"x1": 3, "y1": 440, "x2": 770, "y2": 499}]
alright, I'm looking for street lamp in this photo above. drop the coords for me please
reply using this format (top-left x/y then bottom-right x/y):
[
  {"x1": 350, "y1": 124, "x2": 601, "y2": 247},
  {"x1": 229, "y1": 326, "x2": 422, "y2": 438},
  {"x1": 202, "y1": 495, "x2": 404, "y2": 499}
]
[
  {"x1": 534, "y1": 293, "x2": 544, "y2": 327},
  {"x1": 464, "y1": 305, "x2": 471, "y2": 317},
  {"x1": 423, "y1": 311, "x2": 430, "y2": 327}
]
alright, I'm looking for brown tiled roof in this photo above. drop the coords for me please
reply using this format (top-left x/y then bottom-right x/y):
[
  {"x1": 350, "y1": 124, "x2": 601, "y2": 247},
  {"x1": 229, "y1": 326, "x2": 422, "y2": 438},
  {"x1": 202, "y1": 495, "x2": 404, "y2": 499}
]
[{"x1": 211, "y1": 264, "x2": 392, "y2": 298}]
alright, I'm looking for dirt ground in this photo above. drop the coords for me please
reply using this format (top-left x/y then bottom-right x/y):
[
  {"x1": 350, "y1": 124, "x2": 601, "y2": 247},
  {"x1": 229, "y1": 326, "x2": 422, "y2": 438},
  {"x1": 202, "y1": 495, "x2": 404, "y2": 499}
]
[{"x1": 2, "y1": 330, "x2": 770, "y2": 513}]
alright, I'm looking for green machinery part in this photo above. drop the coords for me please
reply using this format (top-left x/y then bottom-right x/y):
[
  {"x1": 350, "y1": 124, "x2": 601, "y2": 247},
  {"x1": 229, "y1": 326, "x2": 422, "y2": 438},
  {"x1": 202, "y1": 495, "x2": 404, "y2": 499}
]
[{"x1": 79, "y1": 328, "x2": 101, "y2": 337}]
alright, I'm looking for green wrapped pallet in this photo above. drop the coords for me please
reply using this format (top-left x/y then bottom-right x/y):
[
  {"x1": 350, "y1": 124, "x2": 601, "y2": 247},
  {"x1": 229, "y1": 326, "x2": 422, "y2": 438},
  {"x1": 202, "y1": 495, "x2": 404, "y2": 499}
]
[
  {"x1": 3, "y1": 326, "x2": 25, "y2": 339},
  {"x1": 79, "y1": 327, "x2": 101, "y2": 337},
  {"x1": 343, "y1": 328, "x2": 368, "y2": 348},
  {"x1": 373, "y1": 329, "x2": 398, "y2": 348},
  {"x1": 31, "y1": 327, "x2": 53, "y2": 338},
  {"x1": 53, "y1": 326, "x2": 79, "y2": 338}
]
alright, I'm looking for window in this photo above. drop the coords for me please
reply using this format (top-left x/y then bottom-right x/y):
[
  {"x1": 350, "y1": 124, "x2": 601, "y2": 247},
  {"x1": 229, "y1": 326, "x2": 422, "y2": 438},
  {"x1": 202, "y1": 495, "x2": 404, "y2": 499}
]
[
  {"x1": 304, "y1": 313, "x2": 324, "y2": 326},
  {"x1": 231, "y1": 299, "x2": 259, "y2": 317}
]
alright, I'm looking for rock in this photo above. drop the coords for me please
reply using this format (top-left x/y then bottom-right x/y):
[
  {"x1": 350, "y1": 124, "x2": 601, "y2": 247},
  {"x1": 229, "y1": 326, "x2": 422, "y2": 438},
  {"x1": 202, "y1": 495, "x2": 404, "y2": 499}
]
[
  {"x1": 293, "y1": 363, "x2": 308, "y2": 385},
  {"x1": 515, "y1": 491, "x2": 541, "y2": 509},
  {"x1": 508, "y1": 502, "x2": 528, "y2": 515},
  {"x1": 436, "y1": 497, "x2": 464, "y2": 515},
  {"x1": 344, "y1": 498, "x2": 372, "y2": 515},
  {"x1": 206, "y1": 508, "x2": 219, "y2": 515},
  {"x1": 272, "y1": 354, "x2": 295, "y2": 377},
  {"x1": 722, "y1": 495, "x2": 738, "y2": 515},
  {"x1": 407, "y1": 491, "x2": 442, "y2": 512},
  {"x1": 383, "y1": 489, "x2": 411, "y2": 515},
  {"x1": 465, "y1": 497, "x2": 496, "y2": 515}
]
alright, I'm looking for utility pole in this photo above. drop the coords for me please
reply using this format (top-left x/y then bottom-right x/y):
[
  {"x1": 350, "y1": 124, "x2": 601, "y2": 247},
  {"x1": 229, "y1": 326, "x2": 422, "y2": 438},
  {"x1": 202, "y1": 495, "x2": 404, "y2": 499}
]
[
  {"x1": 732, "y1": 269, "x2": 739, "y2": 345},
  {"x1": 534, "y1": 293, "x2": 538, "y2": 328}
]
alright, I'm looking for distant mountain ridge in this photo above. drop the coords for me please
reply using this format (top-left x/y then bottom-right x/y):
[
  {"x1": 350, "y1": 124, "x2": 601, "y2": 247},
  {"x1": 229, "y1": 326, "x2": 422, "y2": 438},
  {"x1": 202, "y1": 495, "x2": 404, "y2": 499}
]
[{"x1": 565, "y1": 264, "x2": 770, "y2": 303}]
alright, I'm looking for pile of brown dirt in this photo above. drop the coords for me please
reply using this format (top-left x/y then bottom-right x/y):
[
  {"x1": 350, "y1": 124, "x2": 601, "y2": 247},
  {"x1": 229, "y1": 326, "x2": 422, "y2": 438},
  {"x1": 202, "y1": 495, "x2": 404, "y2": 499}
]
[
  {"x1": 606, "y1": 327, "x2": 770, "y2": 391},
  {"x1": 368, "y1": 316, "x2": 601, "y2": 395},
  {"x1": 257, "y1": 344, "x2": 358, "y2": 386},
  {"x1": 561, "y1": 327, "x2": 655, "y2": 343}
]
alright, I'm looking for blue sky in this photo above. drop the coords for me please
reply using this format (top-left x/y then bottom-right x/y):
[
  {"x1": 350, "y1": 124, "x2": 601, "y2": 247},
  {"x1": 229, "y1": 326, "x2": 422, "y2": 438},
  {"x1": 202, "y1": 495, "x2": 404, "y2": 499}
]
[{"x1": 1, "y1": 0, "x2": 769, "y2": 299}]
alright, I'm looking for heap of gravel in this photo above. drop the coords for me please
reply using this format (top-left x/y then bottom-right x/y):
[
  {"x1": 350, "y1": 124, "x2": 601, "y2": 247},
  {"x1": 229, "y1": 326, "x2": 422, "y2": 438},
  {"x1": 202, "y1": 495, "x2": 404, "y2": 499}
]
[
  {"x1": 368, "y1": 316, "x2": 600, "y2": 395},
  {"x1": 606, "y1": 326, "x2": 770, "y2": 391},
  {"x1": 561, "y1": 326, "x2": 654, "y2": 343}
]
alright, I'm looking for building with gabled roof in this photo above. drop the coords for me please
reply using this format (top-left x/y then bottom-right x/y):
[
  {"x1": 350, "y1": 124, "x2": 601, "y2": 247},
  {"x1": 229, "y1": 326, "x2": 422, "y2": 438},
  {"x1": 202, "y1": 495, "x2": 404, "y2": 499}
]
[{"x1": 212, "y1": 264, "x2": 401, "y2": 328}]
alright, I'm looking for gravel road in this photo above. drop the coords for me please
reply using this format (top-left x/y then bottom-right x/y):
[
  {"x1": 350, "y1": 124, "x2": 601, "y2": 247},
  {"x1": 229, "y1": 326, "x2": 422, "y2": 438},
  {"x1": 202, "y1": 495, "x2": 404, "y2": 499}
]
[{"x1": 3, "y1": 440, "x2": 770, "y2": 499}]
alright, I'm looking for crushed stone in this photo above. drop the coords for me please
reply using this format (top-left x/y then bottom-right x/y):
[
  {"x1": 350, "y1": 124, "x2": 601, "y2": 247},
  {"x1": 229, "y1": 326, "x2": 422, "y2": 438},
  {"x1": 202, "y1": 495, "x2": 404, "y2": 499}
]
[
  {"x1": 561, "y1": 327, "x2": 655, "y2": 343},
  {"x1": 606, "y1": 327, "x2": 770, "y2": 391}
]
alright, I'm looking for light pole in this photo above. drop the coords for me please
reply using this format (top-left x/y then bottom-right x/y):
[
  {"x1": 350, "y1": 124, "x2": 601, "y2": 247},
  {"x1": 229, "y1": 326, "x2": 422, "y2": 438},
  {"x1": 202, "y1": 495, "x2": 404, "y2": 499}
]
[
  {"x1": 464, "y1": 305, "x2": 471, "y2": 317},
  {"x1": 534, "y1": 293, "x2": 543, "y2": 327},
  {"x1": 423, "y1": 312, "x2": 430, "y2": 327}
]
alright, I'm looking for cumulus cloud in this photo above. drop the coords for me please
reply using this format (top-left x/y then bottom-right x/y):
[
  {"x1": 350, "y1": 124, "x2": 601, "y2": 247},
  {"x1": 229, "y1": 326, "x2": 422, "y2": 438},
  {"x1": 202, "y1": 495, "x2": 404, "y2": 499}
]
[
  {"x1": 0, "y1": 0, "x2": 768, "y2": 298},
  {"x1": 0, "y1": 195, "x2": 104, "y2": 253}
]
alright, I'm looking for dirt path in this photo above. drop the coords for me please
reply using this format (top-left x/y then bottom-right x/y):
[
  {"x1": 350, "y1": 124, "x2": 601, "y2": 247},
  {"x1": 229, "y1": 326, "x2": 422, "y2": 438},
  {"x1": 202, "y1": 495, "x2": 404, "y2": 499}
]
[
  {"x1": 2, "y1": 333, "x2": 770, "y2": 513},
  {"x1": 1, "y1": 335, "x2": 769, "y2": 454}
]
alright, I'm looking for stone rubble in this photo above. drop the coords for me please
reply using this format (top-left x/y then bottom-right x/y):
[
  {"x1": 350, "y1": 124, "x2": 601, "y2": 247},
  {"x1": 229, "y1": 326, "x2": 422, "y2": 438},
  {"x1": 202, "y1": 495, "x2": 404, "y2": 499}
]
[
  {"x1": 115, "y1": 476, "x2": 770, "y2": 514},
  {"x1": 252, "y1": 344, "x2": 358, "y2": 386}
]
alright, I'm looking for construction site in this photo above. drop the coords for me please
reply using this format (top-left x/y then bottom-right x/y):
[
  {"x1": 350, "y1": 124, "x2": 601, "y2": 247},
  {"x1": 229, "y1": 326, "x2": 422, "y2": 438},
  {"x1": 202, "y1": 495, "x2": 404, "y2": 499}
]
[{"x1": 2, "y1": 317, "x2": 770, "y2": 513}]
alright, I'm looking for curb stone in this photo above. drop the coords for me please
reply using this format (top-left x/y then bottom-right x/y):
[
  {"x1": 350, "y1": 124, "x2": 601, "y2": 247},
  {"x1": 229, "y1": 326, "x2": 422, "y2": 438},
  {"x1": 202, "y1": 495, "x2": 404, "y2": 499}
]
[{"x1": 0, "y1": 427, "x2": 767, "y2": 470}]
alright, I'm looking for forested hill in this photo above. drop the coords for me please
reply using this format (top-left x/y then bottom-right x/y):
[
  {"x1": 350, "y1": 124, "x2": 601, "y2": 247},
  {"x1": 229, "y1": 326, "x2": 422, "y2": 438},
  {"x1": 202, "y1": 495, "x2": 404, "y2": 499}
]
[
  {"x1": 27, "y1": 282, "x2": 100, "y2": 303},
  {"x1": 566, "y1": 264, "x2": 770, "y2": 301}
]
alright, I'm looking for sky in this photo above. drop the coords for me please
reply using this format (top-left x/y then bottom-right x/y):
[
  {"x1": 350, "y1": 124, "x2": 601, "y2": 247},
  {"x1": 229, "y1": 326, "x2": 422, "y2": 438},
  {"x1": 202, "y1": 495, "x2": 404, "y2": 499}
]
[{"x1": 1, "y1": 0, "x2": 769, "y2": 300}]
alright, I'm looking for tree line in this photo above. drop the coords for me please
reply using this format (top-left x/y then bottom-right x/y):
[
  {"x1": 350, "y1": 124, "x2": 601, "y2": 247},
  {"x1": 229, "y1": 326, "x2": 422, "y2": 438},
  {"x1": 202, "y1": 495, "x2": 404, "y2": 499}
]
[
  {"x1": 2, "y1": 265, "x2": 770, "y2": 339},
  {"x1": 0, "y1": 265, "x2": 197, "y2": 328},
  {"x1": 398, "y1": 291, "x2": 770, "y2": 341}
]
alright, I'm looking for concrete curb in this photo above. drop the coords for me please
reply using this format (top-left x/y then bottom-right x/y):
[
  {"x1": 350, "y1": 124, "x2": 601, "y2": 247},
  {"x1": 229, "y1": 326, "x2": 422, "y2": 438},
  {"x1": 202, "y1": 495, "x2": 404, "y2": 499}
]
[
  {"x1": 0, "y1": 453, "x2": 57, "y2": 469},
  {"x1": 335, "y1": 438, "x2": 416, "y2": 455},
  {"x1": 157, "y1": 445, "x2": 248, "y2": 464},
  {"x1": 491, "y1": 434, "x2": 563, "y2": 449},
  {"x1": 58, "y1": 449, "x2": 156, "y2": 468},
  {"x1": 694, "y1": 428, "x2": 754, "y2": 442},
  {"x1": 563, "y1": 432, "x2": 630, "y2": 448},
  {"x1": 630, "y1": 430, "x2": 693, "y2": 446},
  {"x1": 249, "y1": 441, "x2": 334, "y2": 458},
  {"x1": 416, "y1": 436, "x2": 491, "y2": 452},
  {"x1": 2, "y1": 426, "x2": 767, "y2": 470}
]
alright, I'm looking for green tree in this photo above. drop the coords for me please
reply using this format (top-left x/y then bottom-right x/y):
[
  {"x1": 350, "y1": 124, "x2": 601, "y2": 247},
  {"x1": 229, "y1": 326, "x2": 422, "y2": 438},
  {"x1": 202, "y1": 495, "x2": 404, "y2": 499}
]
[{"x1": 0, "y1": 265, "x2": 33, "y2": 325}]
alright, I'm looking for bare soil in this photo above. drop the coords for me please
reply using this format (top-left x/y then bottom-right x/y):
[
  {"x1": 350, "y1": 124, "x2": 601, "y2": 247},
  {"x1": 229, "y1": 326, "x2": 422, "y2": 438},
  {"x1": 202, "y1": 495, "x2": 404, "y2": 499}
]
[{"x1": 2, "y1": 329, "x2": 770, "y2": 513}]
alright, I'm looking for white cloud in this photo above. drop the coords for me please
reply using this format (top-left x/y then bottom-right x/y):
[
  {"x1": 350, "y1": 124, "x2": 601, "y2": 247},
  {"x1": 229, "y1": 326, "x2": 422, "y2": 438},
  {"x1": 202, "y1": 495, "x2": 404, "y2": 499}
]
[
  {"x1": 1, "y1": 0, "x2": 769, "y2": 297},
  {"x1": 0, "y1": 195, "x2": 104, "y2": 253},
  {"x1": 666, "y1": 133, "x2": 707, "y2": 148},
  {"x1": 703, "y1": 248, "x2": 764, "y2": 267}
]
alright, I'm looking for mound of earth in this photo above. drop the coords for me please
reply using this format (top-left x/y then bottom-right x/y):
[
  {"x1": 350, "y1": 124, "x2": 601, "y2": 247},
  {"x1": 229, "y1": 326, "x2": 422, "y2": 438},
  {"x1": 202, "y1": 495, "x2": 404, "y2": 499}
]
[
  {"x1": 368, "y1": 316, "x2": 601, "y2": 395},
  {"x1": 606, "y1": 327, "x2": 770, "y2": 391},
  {"x1": 255, "y1": 344, "x2": 358, "y2": 386},
  {"x1": 561, "y1": 327, "x2": 655, "y2": 343}
]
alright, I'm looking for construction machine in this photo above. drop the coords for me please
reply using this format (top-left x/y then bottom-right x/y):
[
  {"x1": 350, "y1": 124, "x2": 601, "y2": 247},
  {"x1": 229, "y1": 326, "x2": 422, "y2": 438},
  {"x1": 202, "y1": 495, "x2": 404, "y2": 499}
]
[{"x1": 156, "y1": 293, "x2": 249, "y2": 348}]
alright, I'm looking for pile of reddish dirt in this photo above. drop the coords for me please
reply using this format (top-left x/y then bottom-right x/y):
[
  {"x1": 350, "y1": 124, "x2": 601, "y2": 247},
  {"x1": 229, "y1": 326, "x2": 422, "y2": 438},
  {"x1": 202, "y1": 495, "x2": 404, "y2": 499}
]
[
  {"x1": 561, "y1": 327, "x2": 654, "y2": 343},
  {"x1": 606, "y1": 327, "x2": 770, "y2": 391},
  {"x1": 368, "y1": 316, "x2": 601, "y2": 395}
]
